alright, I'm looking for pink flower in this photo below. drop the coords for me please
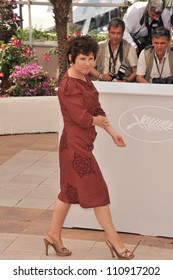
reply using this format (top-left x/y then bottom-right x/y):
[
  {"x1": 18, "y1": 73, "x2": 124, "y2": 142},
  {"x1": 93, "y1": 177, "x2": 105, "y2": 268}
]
[
  {"x1": 12, "y1": 39, "x2": 22, "y2": 48},
  {"x1": 0, "y1": 72, "x2": 4, "y2": 77}
]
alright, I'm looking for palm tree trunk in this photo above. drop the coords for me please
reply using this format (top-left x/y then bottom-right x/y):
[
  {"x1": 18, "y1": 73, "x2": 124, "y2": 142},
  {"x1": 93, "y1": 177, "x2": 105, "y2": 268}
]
[{"x1": 49, "y1": 0, "x2": 72, "y2": 83}]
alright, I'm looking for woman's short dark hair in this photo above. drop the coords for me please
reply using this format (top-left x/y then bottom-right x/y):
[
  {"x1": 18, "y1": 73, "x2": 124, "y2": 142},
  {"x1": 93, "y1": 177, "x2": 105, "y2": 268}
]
[
  {"x1": 108, "y1": 18, "x2": 125, "y2": 32},
  {"x1": 67, "y1": 35, "x2": 99, "y2": 64},
  {"x1": 152, "y1": 27, "x2": 171, "y2": 41}
]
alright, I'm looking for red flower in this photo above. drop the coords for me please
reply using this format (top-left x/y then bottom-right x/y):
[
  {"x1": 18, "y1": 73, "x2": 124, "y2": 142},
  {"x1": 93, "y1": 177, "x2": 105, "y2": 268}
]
[
  {"x1": 75, "y1": 30, "x2": 81, "y2": 36},
  {"x1": 43, "y1": 55, "x2": 50, "y2": 61},
  {"x1": 12, "y1": 39, "x2": 22, "y2": 48},
  {"x1": 25, "y1": 47, "x2": 32, "y2": 56}
]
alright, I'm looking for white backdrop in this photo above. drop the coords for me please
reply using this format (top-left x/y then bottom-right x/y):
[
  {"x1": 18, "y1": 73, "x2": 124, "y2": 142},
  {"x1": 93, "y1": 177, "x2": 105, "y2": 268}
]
[{"x1": 60, "y1": 82, "x2": 173, "y2": 238}]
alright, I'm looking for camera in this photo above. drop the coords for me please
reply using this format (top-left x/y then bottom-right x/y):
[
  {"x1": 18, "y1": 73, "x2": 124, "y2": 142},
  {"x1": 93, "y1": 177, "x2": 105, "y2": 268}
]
[
  {"x1": 152, "y1": 76, "x2": 173, "y2": 84},
  {"x1": 152, "y1": 77, "x2": 164, "y2": 84},
  {"x1": 133, "y1": 36, "x2": 146, "y2": 48},
  {"x1": 109, "y1": 64, "x2": 127, "y2": 81},
  {"x1": 133, "y1": 35, "x2": 151, "y2": 54}
]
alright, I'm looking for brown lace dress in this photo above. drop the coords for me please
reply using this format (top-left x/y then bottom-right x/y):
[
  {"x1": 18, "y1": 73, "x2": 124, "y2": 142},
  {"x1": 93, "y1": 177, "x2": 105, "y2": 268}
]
[{"x1": 57, "y1": 72, "x2": 110, "y2": 208}]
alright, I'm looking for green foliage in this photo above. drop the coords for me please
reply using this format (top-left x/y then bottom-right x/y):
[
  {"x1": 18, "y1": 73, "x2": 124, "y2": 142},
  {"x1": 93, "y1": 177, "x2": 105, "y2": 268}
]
[
  {"x1": 89, "y1": 33, "x2": 108, "y2": 42},
  {"x1": 17, "y1": 27, "x2": 108, "y2": 43},
  {"x1": 17, "y1": 28, "x2": 57, "y2": 41}
]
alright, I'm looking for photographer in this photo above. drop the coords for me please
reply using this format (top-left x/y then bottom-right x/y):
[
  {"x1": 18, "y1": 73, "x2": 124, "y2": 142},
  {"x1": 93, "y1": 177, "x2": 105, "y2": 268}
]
[
  {"x1": 136, "y1": 27, "x2": 173, "y2": 83},
  {"x1": 123, "y1": 0, "x2": 171, "y2": 55},
  {"x1": 90, "y1": 18, "x2": 137, "y2": 82}
]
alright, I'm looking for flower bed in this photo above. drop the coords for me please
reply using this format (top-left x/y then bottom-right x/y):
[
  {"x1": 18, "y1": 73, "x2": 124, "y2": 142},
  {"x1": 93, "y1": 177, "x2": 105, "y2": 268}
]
[
  {"x1": 7, "y1": 63, "x2": 56, "y2": 97},
  {"x1": 0, "y1": 96, "x2": 59, "y2": 135}
]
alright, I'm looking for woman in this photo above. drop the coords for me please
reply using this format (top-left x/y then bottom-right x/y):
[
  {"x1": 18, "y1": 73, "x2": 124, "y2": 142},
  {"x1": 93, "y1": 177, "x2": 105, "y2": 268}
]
[{"x1": 44, "y1": 36, "x2": 134, "y2": 260}]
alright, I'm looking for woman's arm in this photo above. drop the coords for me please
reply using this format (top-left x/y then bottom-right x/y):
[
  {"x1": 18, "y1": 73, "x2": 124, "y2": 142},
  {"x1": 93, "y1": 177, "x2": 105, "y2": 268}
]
[
  {"x1": 93, "y1": 116, "x2": 126, "y2": 147},
  {"x1": 104, "y1": 123, "x2": 126, "y2": 147}
]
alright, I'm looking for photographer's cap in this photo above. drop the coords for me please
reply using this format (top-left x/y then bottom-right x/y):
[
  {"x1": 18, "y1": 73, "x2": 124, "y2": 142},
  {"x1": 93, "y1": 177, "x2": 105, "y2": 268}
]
[{"x1": 148, "y1": 0, "x2": 165, "y2": 14}]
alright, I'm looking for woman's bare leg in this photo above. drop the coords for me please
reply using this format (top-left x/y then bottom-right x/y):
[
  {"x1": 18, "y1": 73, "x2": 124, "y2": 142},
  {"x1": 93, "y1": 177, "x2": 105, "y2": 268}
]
[
  {"x1": 94, "y1": 204, "x2": 128, "y2": 253},
  {"x1": 45, "y1": 198, "x2": 71, "y2": 247}
]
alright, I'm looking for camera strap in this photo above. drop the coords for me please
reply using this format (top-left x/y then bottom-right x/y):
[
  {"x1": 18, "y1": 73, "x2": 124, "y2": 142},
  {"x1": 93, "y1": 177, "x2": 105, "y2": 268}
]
[
  {"x1": 108, "y1": 40, "x2": 123, "y2": 73},
  {"x1": 132, "y1": 9, "x2": 148, "y2": 38},
  {"x1": 132, "y1": 9, "x2": 163, "y2": 38},
  {"x1": 145, "y1": 15, "x2": 163, "y2": 36},
  {"x1": 154, "y1": 55, "x2": 166, "y2": 78}
]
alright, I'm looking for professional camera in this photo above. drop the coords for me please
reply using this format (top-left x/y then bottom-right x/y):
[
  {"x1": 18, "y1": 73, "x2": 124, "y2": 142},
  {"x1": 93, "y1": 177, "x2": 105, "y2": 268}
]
[
  {"x1": 133, "y1": 36, "x2": 146, "y2": 49},
  {"x1": 152, "y1": 76, "x2": 173, "y2": 84},
  {"x1": 109, "y1": 64, "x2": 127, "y2": 81},
  {"x1": 133, "y1": 35, "x2": 151, "y2": 54},
  {"x1": 152, "y1": 77, "x2": 165, "y2": 84}
]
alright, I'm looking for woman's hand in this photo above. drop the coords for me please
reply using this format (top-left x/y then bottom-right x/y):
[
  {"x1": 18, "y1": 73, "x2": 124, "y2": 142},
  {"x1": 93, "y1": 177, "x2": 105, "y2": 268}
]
[
  {"x1": 93, "y1": 116, "x2": 126, "y2": 147},
  {"x1": 93, "y1": 115, "x2": 109, "y2": 128},
  {"x1": 112, "y1": 134, "x2": 126, "y2": 147}
]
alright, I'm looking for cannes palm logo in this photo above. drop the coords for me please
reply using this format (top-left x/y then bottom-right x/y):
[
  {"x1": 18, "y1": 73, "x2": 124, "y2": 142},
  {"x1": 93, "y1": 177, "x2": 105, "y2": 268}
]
[{"x1": 118, "y1": 106, "x2": 173, "y2": 143}]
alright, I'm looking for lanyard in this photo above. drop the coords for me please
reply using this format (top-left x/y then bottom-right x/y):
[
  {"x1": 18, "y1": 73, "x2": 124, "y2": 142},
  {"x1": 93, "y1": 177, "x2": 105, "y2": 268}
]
[
  {"x1": 154, "y1": 55, "x2": 166, "y2": 78},
  {"x1": 108, "y1": 41, "x2": 123, "y2": 73},
  {"x1": 133, "y1": 10, "x2": 162, "y2": 39}
]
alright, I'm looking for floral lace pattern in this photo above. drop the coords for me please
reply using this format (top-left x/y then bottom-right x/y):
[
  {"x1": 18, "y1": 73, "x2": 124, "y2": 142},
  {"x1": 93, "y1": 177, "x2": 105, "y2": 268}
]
[
  {"x1": 65, "y1": 182, "x2": 79, "y2": 203},
  {"x1": 72, "y1": 152, "x2": 95, "y2": 178}
]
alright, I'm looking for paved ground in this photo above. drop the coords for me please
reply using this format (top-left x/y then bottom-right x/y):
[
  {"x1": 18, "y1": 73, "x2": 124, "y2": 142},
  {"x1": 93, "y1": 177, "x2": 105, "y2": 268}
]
[{"x1": 0, "y1": 133, "x2": 173, "y2": 260}]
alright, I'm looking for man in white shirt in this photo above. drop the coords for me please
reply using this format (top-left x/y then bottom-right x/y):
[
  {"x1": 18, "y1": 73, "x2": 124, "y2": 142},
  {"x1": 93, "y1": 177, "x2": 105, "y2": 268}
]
[
  {"x1": 136, "y1": 27, "x2": 173, "y2": 83},
  {"x1": 123, "y1": 0, "x2": 171, "y2": 55}
]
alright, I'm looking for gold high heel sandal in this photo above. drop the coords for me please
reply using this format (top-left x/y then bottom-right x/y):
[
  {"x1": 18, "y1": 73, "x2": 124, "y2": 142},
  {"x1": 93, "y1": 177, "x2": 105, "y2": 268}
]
[
  {"x1": 43, "y1": 235, "x2": 72, "y2": 257},
  {"x1": 106, "y1": 240, "x2": 134, "y2": 260}
]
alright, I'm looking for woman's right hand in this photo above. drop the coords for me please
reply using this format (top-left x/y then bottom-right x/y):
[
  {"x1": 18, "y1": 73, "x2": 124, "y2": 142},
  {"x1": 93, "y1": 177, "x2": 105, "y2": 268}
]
[{"x1": 93, "y1": 115, "x2": 109, "y2": 128}]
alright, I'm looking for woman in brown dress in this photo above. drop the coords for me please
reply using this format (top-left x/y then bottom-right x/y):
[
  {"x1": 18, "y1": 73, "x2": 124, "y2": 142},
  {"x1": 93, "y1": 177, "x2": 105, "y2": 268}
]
[{"x1": 44, "y1": 36, "x2": 134, "y2": 260}]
